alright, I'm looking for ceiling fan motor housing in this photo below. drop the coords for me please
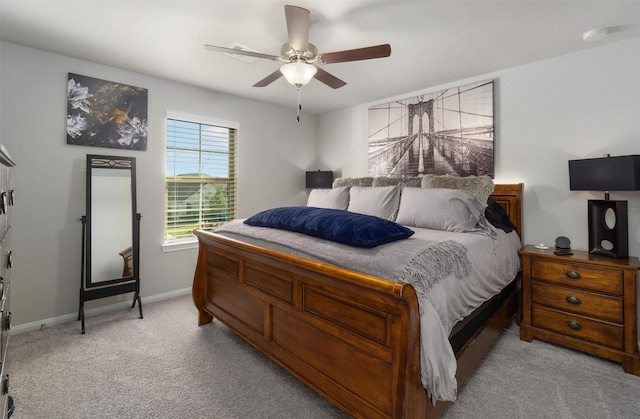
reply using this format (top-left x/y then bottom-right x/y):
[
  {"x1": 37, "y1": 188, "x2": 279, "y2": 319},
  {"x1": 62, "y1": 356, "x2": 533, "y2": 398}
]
[{"x1": 281, "y1": 43, "x2": 317, "y2": 62}]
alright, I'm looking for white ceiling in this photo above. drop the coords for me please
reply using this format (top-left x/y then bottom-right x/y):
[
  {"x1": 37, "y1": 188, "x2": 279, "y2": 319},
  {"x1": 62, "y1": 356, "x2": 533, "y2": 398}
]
[{"x1": 1, "y1": 1, "x2": 639, "y2": 115}]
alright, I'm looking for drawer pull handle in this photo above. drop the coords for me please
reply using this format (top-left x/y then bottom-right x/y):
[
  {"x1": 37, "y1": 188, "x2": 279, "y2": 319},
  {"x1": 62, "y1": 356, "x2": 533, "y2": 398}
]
[
  {"x1": 566, "y1": 321, "x2": 582, "y2": 331},
  {"x1": 565, "y1": 296, "x2": 582, "y2": 306},
  {"x1": 565, "y1": 270, "x2": 581, "y2": 280}
]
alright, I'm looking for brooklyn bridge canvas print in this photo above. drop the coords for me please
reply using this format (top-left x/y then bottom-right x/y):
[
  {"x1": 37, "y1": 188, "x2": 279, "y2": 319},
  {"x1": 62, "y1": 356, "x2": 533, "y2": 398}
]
[{"x1": 368, "y1": 80, "x2": 494, "y2": 178}]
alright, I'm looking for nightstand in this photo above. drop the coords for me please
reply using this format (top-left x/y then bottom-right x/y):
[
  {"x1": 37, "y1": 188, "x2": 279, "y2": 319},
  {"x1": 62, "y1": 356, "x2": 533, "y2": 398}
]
[{"x1": 519, "y1": 245, "x2": 640, "y2": 375}]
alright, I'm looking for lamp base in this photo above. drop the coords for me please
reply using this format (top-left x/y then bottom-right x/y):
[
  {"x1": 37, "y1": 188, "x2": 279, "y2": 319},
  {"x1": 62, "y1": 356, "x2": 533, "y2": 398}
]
[{"x1": 588, "y1": 199, "x2": 628, "y2": 258}]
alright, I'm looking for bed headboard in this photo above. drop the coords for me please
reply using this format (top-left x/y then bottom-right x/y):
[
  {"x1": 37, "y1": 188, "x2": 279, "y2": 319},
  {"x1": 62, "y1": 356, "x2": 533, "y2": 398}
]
[{"x1": 490, "y1": 183, "x2": 524, "y2": 242}]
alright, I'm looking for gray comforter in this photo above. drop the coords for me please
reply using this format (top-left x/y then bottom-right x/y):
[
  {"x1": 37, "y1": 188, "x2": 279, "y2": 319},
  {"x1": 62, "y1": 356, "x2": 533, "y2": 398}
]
[{"x1": 214, "y1": 219, "x2": 522, "y2": 402}]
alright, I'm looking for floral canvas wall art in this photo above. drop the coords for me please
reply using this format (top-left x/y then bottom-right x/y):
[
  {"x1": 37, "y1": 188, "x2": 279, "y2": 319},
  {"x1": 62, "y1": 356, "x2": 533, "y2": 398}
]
[{"x1": 67, "y1": 73, "x2": 148, "y2": 150}]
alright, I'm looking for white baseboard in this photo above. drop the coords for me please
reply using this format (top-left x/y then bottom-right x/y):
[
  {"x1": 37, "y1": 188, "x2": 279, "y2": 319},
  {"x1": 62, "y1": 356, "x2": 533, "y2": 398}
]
[{"x1": 11, "y1": 287, "x2": 192, "y2": 334}]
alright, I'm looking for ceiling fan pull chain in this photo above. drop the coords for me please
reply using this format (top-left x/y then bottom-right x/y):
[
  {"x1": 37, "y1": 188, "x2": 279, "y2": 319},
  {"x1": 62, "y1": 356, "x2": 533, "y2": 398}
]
[{"x1": 296, "y1": 85, "x2": 302, "y2": 122}]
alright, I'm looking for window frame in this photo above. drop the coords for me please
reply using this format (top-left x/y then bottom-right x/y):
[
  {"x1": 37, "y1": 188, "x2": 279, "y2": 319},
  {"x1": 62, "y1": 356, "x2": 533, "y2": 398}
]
[{"x1": 162, "y1": 111, "x2": 238, "y2": 252}]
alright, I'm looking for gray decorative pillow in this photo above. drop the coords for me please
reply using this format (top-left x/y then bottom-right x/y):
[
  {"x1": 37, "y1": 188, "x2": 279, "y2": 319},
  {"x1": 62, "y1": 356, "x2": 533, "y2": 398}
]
[
  {"x1": 402, "y1": 177, "x2": 423, "y2": 188},
  {"x1": 396, "y1": 188, "x2": 486, "y2": 232},
  {"x1": 307, "y1": 187, "x2": 350, "y2": 210},
  {"x1": 372, "y1": 176, "x2": 423, "y2": 187},
  {"x1": 347, "y1": 185, "x2": 402, "y2": 221},
  {"x1": 372, "y1": 177, "x2": 403, "y2": 187},
  {"x1": 421, "y1": 174, "x2": 494, "y2": 204},
  {"x1": 332, "y1": 177, "x2": 374, "y2": 188}
]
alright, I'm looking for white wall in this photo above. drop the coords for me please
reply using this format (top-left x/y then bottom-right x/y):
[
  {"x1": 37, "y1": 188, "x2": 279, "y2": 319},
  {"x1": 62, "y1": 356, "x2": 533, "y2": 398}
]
[
  {"x1": 318, "y1": 38, "x2": 640, "y2": 256},
  {"x1": 0, "y1": 41, "x2": 317, "y2": 327}
]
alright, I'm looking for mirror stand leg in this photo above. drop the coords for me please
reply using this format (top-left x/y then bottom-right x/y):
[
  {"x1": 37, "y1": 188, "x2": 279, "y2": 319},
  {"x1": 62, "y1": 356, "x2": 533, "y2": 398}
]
[
  {"x1": 138, "y1": 292, "x2": 143, "y2": 319},
  {"x1": 79, "y1": 288, "x2": 86, "y2": 334},
  {"x1": 132, "y1": 291, "x2": 143, "y2": 319},
  {"x1": 79, "y1": 305, "x2": 85, "y2": 334}
]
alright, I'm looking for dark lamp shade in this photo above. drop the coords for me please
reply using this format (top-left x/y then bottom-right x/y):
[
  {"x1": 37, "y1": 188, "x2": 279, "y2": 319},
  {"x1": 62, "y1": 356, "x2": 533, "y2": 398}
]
[
  {"x1": 568, "y1": 155, "x2": 640, "y2": 191},
  {"x1": 305, "y1": 171, "x2": 333, "y2": 189}
]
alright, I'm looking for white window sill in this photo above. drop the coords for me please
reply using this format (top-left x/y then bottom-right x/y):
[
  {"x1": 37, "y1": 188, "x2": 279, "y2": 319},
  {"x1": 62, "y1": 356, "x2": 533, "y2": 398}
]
[{"x1": 161, "y1": 240, "x2": 198, "y2": 253}]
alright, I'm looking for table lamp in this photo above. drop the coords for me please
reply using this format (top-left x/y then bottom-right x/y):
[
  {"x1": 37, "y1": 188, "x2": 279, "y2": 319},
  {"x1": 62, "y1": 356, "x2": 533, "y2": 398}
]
[
  {"x1": 568, "y1": 154, "x2": 640, "y2": 258},
  {"x1": 305, "y1": 170, "x2": 333, "y2": 189}
]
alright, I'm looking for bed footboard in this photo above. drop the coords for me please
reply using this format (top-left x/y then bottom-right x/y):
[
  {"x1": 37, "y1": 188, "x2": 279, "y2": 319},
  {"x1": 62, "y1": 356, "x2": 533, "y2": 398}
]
[{"x1": 192, "y1": 229, "x2": 429, "y2": 419}]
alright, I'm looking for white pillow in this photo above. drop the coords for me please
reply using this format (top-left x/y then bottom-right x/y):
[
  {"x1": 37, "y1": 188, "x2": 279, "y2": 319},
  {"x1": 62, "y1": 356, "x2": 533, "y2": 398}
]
[
  {"x1": 396, "y1": 187, "x2": 486, "y2": 232},
  {"x1": 307, "y1": 187, "x2": 350, "y2": 210},
  {"x1": 347, "y1": 185, "x2": 401, "y2": 220}
]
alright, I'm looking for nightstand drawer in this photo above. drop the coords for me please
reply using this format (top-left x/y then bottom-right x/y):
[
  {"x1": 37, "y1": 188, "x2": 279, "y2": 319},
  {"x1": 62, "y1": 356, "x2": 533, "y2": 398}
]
[
  {"x1": 532, "y1": 282, "x2": 623, "y2": 323},
  {"x1": 532, "y1": 306, "x2": 623, "y2": 350},
  {"x1": 531, "y1": 260, "x2": 623, "y2": 295}
]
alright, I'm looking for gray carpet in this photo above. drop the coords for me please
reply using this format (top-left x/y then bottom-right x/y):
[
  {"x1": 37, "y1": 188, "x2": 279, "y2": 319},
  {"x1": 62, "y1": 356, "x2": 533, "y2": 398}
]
[{"x1": 7, "y1": 295, "x2": 640, "y2": 418}]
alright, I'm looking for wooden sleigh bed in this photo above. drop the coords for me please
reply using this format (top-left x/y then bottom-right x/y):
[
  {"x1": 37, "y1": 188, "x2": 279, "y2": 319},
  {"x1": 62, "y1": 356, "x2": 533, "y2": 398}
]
[{"x1": 192, "y1": 183, "x2": 523, "y2": 418}]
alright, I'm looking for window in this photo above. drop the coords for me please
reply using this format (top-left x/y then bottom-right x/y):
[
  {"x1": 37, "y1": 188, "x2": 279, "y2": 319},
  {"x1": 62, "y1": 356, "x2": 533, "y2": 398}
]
[{"x1": 164, "y1": 113, "x2": 237, "y2": 247}]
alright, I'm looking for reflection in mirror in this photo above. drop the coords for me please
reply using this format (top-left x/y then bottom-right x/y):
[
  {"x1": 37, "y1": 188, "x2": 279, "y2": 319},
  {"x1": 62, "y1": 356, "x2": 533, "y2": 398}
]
[{"x1": 91, "y1": 168, "x2": 133, "y2": 282}]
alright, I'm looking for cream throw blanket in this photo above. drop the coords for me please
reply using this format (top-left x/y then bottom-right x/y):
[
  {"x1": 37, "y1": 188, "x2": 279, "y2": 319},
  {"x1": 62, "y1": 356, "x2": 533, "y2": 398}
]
[{"x1": 215, "y1": 220, "x2": 470, "y2": 300}]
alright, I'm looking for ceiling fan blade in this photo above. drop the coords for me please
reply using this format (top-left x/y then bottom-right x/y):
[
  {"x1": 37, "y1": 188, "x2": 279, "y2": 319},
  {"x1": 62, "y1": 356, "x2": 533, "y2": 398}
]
[
  {"x1": 204, "y1": 44, "x2": 280, "y2": 61},
  {"x1": 314, "y1": 67, "x2": 346, "y2": 89},
  {"x1": 319, "y1": 44, "x2": 391, "y2": 64},
  {"x1": 285, "y1": 5, "x2": 310, "y2": 51},
  {"x1": 253, "y1": 69, "x2": 283, "y2": 87}
]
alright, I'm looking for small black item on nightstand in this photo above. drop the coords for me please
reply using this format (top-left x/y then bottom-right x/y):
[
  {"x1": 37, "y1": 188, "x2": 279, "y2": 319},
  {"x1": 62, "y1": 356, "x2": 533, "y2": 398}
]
[{"x1": 554, "y1": 236, "x2": 573, "y2": 255}]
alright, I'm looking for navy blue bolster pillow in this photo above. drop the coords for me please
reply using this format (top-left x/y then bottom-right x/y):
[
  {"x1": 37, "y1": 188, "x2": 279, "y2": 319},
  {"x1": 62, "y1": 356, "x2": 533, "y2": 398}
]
[{"x1": 244, "y1": 206, "x2": 414, "y2": 248}]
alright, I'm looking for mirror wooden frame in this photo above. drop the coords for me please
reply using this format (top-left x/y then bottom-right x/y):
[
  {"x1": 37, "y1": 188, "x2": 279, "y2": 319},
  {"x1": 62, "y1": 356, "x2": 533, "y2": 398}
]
[{"x1": 78, "y1": 154, "x2": 142, "y2": 334}]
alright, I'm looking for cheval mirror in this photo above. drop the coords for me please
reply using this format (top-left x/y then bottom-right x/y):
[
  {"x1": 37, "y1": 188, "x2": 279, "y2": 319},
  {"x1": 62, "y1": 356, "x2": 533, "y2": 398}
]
[{"x1": 79, "y1": 154, "x2": 142, "y2": 334}]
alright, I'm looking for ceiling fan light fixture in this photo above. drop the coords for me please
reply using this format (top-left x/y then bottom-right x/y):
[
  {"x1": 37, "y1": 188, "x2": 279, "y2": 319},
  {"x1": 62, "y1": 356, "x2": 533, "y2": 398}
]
[{"x1": 280, "y1": 61, "x2": 317, "y2": 86}]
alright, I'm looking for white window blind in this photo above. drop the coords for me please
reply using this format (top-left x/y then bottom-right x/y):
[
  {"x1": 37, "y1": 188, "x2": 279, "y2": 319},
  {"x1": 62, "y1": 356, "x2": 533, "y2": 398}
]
[{"x1": 165, "y1": 115, "x2": 237, "y2": 244}]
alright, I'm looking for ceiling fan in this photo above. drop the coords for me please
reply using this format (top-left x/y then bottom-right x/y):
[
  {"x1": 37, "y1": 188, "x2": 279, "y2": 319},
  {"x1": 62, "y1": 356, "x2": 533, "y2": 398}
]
[{"x1": 204, "y1": 4, "x2": 391, "y2": 111}]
